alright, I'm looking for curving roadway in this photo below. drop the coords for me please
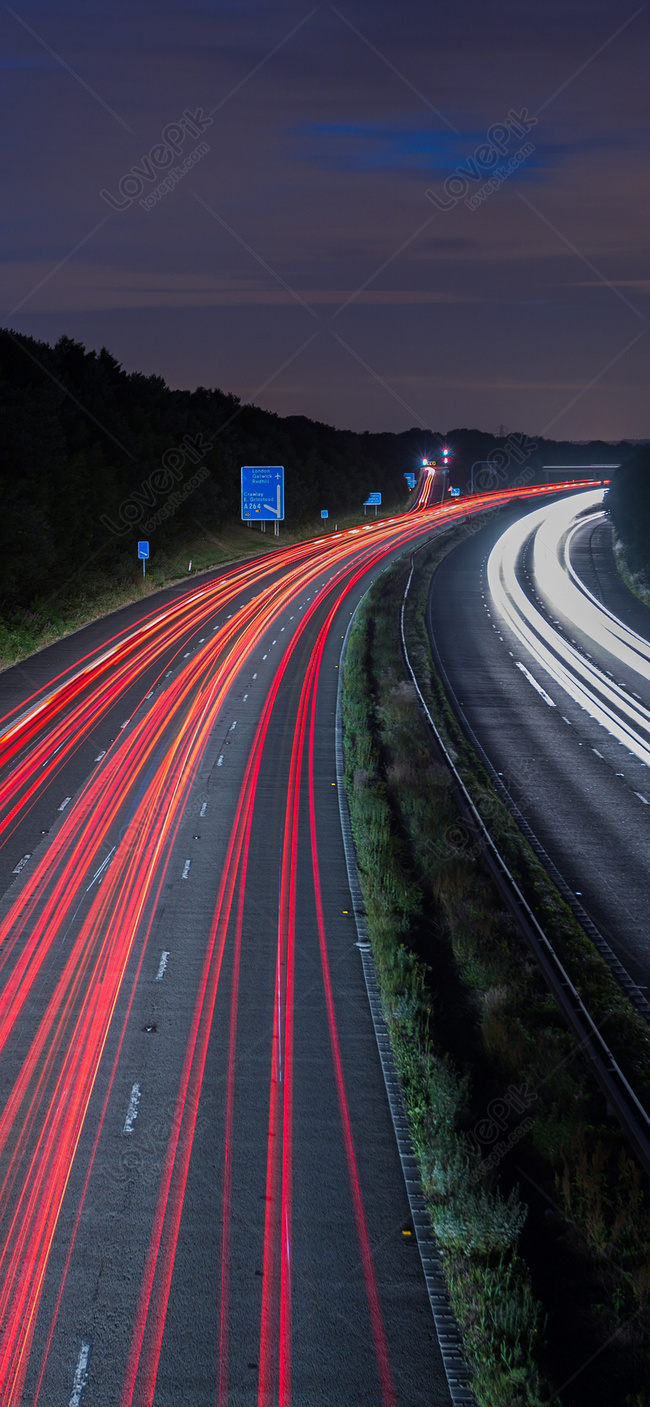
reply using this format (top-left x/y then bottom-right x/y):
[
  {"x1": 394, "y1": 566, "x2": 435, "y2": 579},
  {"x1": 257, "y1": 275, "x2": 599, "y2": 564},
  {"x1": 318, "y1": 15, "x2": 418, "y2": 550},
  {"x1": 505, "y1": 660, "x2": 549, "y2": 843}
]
[{"x1": 427, "y1": 489, "x2": 650, "y2": 992}]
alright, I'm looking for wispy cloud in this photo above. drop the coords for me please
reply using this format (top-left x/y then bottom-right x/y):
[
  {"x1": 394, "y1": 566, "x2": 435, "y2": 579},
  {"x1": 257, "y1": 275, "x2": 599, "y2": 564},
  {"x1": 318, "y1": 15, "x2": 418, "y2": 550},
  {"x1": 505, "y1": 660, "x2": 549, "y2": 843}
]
[
  {"x1": 292, "y1": 119, "x2": 647, "y2": 177},
  {"x1": 0, "y1": 262, "x2": 490, "y2": 314}
]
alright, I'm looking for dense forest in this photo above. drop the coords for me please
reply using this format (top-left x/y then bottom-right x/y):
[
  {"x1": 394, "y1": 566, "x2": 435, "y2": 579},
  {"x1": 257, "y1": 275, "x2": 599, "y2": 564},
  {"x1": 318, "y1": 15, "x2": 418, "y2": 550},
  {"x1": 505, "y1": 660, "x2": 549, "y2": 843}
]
[
  {"x1": 0, "y1": 325, "x2": 635, "y2": 614},
  {"x1": 606, "y1": 448, "x2": 650, "y2": 581}
]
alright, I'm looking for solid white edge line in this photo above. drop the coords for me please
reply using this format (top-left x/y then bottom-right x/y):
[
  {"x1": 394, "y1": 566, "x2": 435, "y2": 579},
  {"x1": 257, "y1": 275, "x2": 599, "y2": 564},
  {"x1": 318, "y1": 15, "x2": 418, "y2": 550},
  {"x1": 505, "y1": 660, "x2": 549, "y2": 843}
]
[
  {"x1": 68, "y1": 1340, "x2": 91, "y2": 1407},
  {"x1": 155, "y1": 950, "x2": 170, "y2": 981},
  {"x1": 123, "y1": 1082, "x2": 141, "y2": 1135},
  {"x1": 336, "y1": 570, "x2": 477, "y2": 1406}
]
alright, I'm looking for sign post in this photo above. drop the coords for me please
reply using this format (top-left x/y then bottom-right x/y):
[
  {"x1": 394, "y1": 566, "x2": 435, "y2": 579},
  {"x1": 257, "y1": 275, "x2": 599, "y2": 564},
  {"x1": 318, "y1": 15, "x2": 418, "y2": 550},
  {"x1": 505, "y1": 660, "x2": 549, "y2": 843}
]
[
  {"x1": 364, "y1": 492, "x2": 382, "y2": 517},
  {"x1": 241, "y1": 467, "x2": 285, "y2": 536},
  {"x1": 138, "y1": 541, "x2": 149, "y2": 577}
]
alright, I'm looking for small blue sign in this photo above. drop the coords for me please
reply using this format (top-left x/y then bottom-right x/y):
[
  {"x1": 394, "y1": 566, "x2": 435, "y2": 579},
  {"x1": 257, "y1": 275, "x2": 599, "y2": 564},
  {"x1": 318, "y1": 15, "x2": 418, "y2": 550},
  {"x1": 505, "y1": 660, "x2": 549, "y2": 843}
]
[
  {"x1": 138, "y1": 541, "x2": 149, "y2": 559},
  {"x1": 241, "y1": 466, "x2": 285, "y2": 521},
  {"x1": 364, "y1": 492, "x2": 382, "y2": 506},
  {"x1": 449, "y1": 487, "x2": 460, "y2": 498},
  {"x1": 404, "y1": 473, "x2": 416, "y2": 489},
  {"x1": 321, "y1": 509, "x2": 329, "y2": 519}
]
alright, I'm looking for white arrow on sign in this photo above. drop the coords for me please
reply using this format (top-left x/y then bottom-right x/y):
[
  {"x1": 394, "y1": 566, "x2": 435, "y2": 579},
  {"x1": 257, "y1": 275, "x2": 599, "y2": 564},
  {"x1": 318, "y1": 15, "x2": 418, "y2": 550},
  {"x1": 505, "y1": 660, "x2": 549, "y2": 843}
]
[{"x1": 262, "y1": 484, "x2": 282, "y2": 518}]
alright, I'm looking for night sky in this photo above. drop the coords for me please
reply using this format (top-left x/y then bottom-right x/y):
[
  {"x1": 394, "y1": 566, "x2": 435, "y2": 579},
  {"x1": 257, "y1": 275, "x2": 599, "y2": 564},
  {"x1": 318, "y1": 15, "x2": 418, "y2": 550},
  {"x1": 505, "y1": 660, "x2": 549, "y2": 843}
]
[{"x1": 2, "y1": 1, "x2": 648, "y2": 438}]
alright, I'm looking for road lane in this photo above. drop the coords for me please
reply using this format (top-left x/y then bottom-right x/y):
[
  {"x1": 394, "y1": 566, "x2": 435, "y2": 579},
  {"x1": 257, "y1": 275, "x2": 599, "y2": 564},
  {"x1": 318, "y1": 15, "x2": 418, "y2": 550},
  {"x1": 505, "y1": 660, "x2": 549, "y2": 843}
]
[{"x1": 427, "y1": 493, "x2": 650, "y2": 990}]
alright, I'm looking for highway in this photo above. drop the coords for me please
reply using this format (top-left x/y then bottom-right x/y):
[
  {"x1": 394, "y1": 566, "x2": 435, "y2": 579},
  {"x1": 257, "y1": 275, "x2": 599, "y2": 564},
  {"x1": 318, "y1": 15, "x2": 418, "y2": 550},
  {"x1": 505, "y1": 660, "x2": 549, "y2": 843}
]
[
  {"x1": 428, "y1": 488, "x2": 650, "y2": 992},
  {"x1": 0, "y1": 484, "x2": 581, "y2": 1405}
]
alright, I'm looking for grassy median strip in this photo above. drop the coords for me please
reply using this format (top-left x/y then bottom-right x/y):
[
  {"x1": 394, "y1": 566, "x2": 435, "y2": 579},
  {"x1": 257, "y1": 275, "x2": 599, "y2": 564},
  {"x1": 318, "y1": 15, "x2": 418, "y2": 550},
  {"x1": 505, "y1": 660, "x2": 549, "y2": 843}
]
[{"x1": 342, "y1": 534, "x2": 650, "y2": 1407}]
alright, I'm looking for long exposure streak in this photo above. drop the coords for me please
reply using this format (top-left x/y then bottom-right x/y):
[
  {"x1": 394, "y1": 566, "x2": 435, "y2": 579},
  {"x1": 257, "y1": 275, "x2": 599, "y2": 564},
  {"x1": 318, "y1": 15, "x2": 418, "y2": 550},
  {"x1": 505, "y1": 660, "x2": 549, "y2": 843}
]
[{"x1": 0, "y1": 485, "x2": 590, "y2": 1403}]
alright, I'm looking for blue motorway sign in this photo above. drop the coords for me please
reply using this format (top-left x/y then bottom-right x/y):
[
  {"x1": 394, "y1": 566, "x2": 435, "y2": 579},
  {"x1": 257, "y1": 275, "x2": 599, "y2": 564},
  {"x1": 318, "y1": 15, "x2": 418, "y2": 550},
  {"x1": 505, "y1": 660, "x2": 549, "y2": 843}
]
[
  {"x1": 404, "y1": 473, "x2": 416, "y2": 489},
  {"x1": 241, "y1": 466, "x2": 285, "y2": 521},
  {"x1": 321, "y1": 509, "x2": 329, "y2": 518},
  {"x1": 138, "y1": 541, "x2": 149, "y2": 559},
  {"x1": 364, "y1": 492, "x2": 382, "y2": 506}
]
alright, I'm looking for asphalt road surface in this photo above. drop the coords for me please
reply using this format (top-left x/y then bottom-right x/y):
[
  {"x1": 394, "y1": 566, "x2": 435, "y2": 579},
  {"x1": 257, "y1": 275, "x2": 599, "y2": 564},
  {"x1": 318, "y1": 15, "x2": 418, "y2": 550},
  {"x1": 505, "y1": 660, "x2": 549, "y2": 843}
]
[{"x1": 427, "y1": 489, "x2": 650, "y2": 991}]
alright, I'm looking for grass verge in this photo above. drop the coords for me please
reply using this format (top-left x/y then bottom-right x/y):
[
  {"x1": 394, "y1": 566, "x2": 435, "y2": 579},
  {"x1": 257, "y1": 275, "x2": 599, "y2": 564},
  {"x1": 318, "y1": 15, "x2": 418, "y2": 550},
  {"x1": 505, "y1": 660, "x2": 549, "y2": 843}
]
[
  {"x1": 342, "y1": 531, "x2": 650, "y2": 1406},
  {"x1": 0, "y1": 505, "x2": 401, "y2": 671},
  {"x1": 611, "y1": 532, "x2": 650, "y2": 609}
]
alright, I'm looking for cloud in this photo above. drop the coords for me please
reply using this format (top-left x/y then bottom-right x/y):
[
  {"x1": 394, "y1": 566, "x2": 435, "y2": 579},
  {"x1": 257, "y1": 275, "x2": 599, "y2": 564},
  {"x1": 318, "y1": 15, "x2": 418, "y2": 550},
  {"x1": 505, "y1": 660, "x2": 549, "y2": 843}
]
[
  {"x1": 0, "y1": 263, "x2": 491, "y2": 313},
  {"x1": 290, "y1": 119, "x2": 643, "y2": 180},
  {"x1": 292, "y1": 121, "x2": 532, "y2": 175},
  {"x1": 562, "y1": 280, "x2": 650, "y2": 290}
]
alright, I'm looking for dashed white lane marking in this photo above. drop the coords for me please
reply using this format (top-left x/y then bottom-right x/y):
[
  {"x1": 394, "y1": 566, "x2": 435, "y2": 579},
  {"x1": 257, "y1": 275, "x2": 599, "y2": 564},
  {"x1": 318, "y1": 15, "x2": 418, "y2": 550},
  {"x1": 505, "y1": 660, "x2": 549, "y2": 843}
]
[
  {"x1": 635, "y1": 792, "x2": 649, "y2": 805},
  {"x1": 58, "y1": 797, "x2": 72, "y2": 811},
  {"x1": 230, "y1": 720, "x2": 237, "y2": 731},
  {"x1": 156, "y1": 950, "x2": 170, "y2": 981},
  {"x1": 120, "y1": 720, "x2": 128, "y2": 729},
  {"x1": 165, "y1": 670, "x2": 173, "y2": 677},
  {"x1": 68, "y1": 1340, "x2": 90, "y2": 1407},
  {"x1": 199, "y1": 637, "x2": 206, "y2": 642},
  {"x1": 183, "y1": 653, "x2": 191, "y2": 658},
  {"x1": 94, "y1": 751, "x2": 106, "y2": 762},
  {"x1": 561, "y1": 717, "x2": 572, "y2": 726},
  {"x1": 123, "y1": 1083, "x2": 141, "y2": 1135},
  {"x1": 272, "y1": 640, "x2": 277, "y2": 645},
  {"x1": 514, "y1": 662, "x2": 556, "y2": 708},
  {"x1": 592, "y1": 749, "x2": 604, "y2": 759},
  {"x1": 280, "y1": 627, "x2": 285, "y2": 632},
  {"x1": 217, "y1": 755, "x2": 224, "y2": 767},
  {"x1": 252, "y1": 673, "x2": 257, "y2": 679},
  {"x1": 243, "y1": 693, "x2": 248, "y2": 701},
  {"x1": 86, "y1": 847, "x2": 115, "y2": 891},
  {"x1": 200, "y1": 801, "x2": 208, "y2": 817},
  {"x1": 12, "y1": 854, "x2": 30, "y2": 875},
  {"x1": 182, "y1": 859, "x2": 191, "y2": 879},
  {"x1": 263, "y1": 654, "x2": 268, "y2": 660},
  {"x1": 145, "y1": 692, "x2": 153, "y2": 700}
]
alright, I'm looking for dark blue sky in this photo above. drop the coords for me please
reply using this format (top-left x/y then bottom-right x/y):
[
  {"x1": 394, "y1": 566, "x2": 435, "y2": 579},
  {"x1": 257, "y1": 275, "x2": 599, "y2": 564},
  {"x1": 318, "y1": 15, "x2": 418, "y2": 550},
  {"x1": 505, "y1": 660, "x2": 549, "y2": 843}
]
[{"x1": 1, "y1": 0, "x2": 648, "y2": 437}]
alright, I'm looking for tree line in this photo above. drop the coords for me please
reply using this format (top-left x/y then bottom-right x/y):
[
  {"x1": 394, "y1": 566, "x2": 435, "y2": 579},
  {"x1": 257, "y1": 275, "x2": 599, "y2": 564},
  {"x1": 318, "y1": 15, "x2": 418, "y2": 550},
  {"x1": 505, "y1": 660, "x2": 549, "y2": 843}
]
[
  {"x1": 606, "y1": 448, "x2": 650, "y2": 581},
  {"x1": 0, "y1": 325, "x2": 637, "y2": 612}
]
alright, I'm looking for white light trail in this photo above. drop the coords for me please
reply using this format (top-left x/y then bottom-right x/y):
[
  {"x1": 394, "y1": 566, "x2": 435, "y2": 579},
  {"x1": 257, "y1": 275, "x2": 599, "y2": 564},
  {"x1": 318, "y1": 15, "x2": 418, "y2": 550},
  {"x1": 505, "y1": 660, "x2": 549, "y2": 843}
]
[{"x1": 487, "y1": 491, "x2": 650, "y2": 767}]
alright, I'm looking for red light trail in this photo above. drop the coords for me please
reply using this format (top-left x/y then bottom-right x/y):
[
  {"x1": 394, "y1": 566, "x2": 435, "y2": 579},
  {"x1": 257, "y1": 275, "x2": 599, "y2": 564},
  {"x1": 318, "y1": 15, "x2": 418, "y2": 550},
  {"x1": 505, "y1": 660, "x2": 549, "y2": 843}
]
[{"x1": 0, "y1": 485, "x2": 593, "y2": 1403}]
